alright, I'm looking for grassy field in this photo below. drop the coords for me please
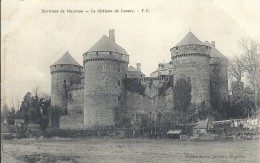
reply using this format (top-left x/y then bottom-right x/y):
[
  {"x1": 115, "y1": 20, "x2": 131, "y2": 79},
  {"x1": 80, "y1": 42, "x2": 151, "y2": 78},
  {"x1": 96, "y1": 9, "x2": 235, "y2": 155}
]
[{"x1": 1, "y1": 138, "x2": 260, "y2": 163}]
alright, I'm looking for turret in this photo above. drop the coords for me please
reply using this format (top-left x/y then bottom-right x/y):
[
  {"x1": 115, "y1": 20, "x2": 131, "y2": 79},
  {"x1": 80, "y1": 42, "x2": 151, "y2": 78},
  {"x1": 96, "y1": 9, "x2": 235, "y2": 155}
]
[
  {"x1": 170, "y1": 32, "x2": 211, "y2": 110},
  {"x1": 205, "y1": 41, "x2": 229, "y2": 112},
  {"x1": 83, "y1": 29, "x2": 129, "y2": 128},
  {"x1": 50, "y1": 51, "x2": 83, "y2": 128}
]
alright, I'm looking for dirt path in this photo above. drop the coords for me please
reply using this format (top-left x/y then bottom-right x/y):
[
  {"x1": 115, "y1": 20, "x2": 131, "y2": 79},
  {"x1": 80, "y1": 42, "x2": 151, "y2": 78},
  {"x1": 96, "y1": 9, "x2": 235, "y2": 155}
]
[{"x1": 2, "y1": 138, "x2": 260, "y2": 162}]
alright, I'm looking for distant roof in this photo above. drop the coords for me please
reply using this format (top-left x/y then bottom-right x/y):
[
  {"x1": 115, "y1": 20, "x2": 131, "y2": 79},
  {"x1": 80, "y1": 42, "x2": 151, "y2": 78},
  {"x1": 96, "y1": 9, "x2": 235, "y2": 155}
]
[
  {"x1": 194, "y1": 119, "x2": 209, "y2": 129},
  {"x1": 53, "y1": 51, "x2": 81, "y2": 66},
  {"x1": 128, "y1": 66, "x2": 140, "y2": 72},
  {"x1": 175, "y1": 32, "x2": 205, "y2": 47},
  {"x1": 153, "y1": 62, "x2": 172, "y2": 73},
  {"x1": 87, "y1": 35, "x2": 128, "y2": 55},
  {"x1": 204, "y1": 41, "x2": 227, "y2": 59}
]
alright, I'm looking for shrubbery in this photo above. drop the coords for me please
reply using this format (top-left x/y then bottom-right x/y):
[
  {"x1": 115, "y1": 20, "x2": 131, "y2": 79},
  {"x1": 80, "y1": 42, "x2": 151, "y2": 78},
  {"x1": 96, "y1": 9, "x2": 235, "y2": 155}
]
[{"x1": 124, "y1": 78, "x2": 146, "y2": 95}]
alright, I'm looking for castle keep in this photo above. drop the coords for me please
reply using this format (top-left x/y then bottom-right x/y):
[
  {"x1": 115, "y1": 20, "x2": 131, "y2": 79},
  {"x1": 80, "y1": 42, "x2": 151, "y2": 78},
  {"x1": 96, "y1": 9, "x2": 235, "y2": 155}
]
[
  {"x1": 50, "y1": 30, "x2": 229, "y2": 129},
  {"x1": 83, "y1": 30, "x2": 129, "y2": 128}
]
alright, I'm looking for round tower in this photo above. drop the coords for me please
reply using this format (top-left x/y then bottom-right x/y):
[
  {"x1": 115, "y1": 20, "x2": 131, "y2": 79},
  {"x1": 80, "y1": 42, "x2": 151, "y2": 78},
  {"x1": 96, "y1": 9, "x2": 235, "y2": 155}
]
[
  {"x1": 170, "y1": 32, "x2": 211, "y2": 110},
  {"x1": 83, "y1": 29, "x2": 129, "y2": 128},
  {"x1": 50, "y1": 51, "x2": 83, "y2": 127},
  {"x1": 205, "y1": 41, "x2": 229, "y2": 112}
]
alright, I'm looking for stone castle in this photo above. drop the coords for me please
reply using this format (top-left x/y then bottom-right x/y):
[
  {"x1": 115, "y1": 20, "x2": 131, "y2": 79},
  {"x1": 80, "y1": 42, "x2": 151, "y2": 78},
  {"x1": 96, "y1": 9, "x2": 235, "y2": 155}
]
[{"x1": 50, "y1": 30, "x2": 229, "y2": 129}]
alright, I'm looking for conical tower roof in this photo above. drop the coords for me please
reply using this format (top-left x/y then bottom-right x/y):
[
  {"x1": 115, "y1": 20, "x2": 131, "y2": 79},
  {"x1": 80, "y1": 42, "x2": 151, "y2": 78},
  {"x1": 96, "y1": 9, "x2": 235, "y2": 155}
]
[
  {"x1": 87, "y1": 35, "x2": 128, "y2": 55},
  {"x1": 204, "y1": 41, "x2": 227, "y2": 59},
  {"x1": 175, "y1": 32, "x2": 205, "y2": 47},
  {"x1": 52, "y1": 51, "x2": 81, "y2": 66}
]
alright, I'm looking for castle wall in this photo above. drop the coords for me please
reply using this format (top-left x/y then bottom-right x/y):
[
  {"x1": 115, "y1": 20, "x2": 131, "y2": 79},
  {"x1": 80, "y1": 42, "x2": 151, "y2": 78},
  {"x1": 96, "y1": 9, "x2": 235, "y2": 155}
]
[
  {"x1": 83, "y1": 51, "x2": 128, "y2": 128},
  {"x1": 59, "y1": 85, "x2": 85, "y2": 129},
  {"x1": 127, "y1": 71, "x2": 144, "y2": 78},
  {"x1": 59, "y1": 110, "x2": 84, "y2": 129},
  {"x1": 171, "y1": 45, "x2": 211, "y2": 109},
  {"x1": 123, "y1": 77, "x2": 175, "y2": 127},
  {"x1": 68, "y1": 86, "x2": 84, "y2": 112}
]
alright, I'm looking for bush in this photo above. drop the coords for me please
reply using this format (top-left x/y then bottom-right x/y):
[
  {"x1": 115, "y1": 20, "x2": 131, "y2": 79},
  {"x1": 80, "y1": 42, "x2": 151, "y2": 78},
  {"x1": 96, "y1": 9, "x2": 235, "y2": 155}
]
[
  {"x1": 158, "y1": 78, "x2": 173, "y2": 96},
  {"x1": 124, "y1": 78, "x2": 145, "y2": 95},
  {"x1": 49, "y1": 105, "x2": 63, "y2": 128}
]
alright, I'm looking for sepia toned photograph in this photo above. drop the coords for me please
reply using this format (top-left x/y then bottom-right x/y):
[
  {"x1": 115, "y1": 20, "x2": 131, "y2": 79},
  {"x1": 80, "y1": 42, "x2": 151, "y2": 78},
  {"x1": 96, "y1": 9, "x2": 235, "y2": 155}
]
[{"x1": 1, "y1": 0, "x2": 260, "y2": 162}]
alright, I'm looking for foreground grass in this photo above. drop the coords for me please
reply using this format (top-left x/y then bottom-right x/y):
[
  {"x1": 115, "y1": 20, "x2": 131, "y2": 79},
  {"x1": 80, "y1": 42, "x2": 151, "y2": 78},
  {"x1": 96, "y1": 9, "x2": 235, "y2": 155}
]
[{"x1": 1, "y1": 138, "x2": 260, "y2": 163}]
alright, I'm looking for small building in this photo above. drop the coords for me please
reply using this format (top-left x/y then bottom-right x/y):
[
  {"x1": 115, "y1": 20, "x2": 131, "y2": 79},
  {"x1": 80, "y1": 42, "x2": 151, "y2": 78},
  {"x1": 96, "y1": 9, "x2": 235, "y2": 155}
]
[
  {"x1": 193, "y1": 119, "x2": 211, "y2": 134},
  {"x1": 150, "y1": 62, "x2": 173, "y2": 77},
  {"x1": 167, "y1": 129, "x2": 182, "y2": 139},
  {"x1": 14, "y1": 118, "x2": 25, "y2": 127},
  {"x1": 127, "y1": 63, "x2": 145, "y2": 78},
  {"x1": 27, "y1": 123, "x2": 40, "y2": 130}
]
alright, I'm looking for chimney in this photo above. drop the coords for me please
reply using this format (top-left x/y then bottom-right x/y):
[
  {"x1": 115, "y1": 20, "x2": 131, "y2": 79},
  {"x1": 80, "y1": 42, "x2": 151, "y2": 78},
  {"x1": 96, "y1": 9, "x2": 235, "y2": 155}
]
[
  {"x1": 137, "y1": 63, "x2": 141, "y2": 71},
  {"x1": 211, "y1": 41, "x2": 215, "y2": 47},
  {"x1": 109, "y1": 29, "x2": 115, "y2": 42}
]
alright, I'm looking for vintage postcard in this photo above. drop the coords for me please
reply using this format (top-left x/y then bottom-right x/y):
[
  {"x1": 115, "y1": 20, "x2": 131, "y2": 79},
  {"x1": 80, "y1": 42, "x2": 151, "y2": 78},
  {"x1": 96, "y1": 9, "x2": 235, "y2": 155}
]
[{"x1": 1, "y1": 0, "x2": 260, "y2": 162}]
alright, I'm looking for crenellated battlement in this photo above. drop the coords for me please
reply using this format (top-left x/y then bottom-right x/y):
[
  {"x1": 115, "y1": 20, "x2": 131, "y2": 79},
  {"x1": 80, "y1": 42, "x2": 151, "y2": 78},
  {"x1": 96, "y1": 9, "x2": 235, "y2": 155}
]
[
  {"x1": 50, "y1": 64, "x2": 83, "y2": 74},
  {"x1": 171, "y1": 44, "x2": 211, "y2": 60},
  {"x1": 139, "y1": 75, "x2": 172, "y2": 83},
  {"x1": 83, "y1": 51, "x2": 129, "y2": 64}
]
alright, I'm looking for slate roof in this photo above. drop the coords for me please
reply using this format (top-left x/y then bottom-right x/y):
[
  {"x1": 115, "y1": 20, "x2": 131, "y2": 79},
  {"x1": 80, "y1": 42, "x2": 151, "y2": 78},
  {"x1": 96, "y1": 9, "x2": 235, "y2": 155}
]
[
  {"x1": 175, "y1": 32, "x2": 205, "y2": 47},
  {"x1": 153, "y1": 62, "x2": 172, "y2": 72},
  {"x1": 204, "y1": 41, "x2": 227, "y2": 59},
  {"x1": 53, "y1": 51, "x2": 81, "y2": 66},
  {"x1": 87, "y1": 35, "x2": 128, "y2": 55}
]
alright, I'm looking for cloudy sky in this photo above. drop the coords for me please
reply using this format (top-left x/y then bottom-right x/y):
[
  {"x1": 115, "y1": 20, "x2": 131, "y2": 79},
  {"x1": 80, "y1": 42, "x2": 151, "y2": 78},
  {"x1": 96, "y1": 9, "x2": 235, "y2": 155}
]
[{"x1": 2, "y1": 0, "x2": 260, "y2": 108}]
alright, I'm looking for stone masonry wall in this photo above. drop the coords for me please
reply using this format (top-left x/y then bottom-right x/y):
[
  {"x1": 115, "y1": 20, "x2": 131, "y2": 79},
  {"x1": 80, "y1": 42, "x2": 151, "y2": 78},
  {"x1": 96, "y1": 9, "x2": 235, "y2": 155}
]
[
  {"x1": 123, "y1": 77, "x2": 174, "y2": 125},
  {"x1": 172, "y1": 55, "x2": 211, "y2": 109},
  {"x1": 210, "y1": 57, "x2": 229, "y2": 111},
  {"x1": 60, "y1": 85, "x2": 84, "y2": 129},
  {"x1": 171, "y1": 45, "x2": 211, "y2": 110},
  {"x1": 83, "y1": 51, "x2": 128, "y2": 128}
]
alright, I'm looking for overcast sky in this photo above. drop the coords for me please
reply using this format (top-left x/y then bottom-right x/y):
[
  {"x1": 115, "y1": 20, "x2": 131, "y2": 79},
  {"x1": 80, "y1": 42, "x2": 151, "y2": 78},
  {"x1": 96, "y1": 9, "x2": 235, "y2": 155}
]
[{"x1": 2, "y1": 0, "x2": 260, "y2": 108}]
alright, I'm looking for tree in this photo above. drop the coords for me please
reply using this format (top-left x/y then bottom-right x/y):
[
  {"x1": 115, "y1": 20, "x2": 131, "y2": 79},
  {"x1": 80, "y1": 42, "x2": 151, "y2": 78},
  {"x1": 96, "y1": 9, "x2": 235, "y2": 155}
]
[
  {"x1": 173, "y1": 78, "x2": 192, "y2": 113},
  {"x1": 19, "y1": 92, "x2": 32, "y2": 119},
  {"x1": 229, "y1": 37, "x2": 260, "y2": 117},
  {"x1": 238, "y1": 38, "x2": 259, "y2": 112},
  {"x1": 49, "y1": 105, "x2": 63, "y2": 129},
  {"x1": 19, "y1": 88, "x2": 51, "y2": 130},
  {"x1": 229, "y1": 58, "x2": 244, "y2": 82},
  {"x1": 1, "y1": 104, "x2": 9, "y2": 122},
  {"x1": 7, "y1": 107, "x2": 15, "y2": 125},
  {"x1": 124, "y1": 78, "x2": 146, "y2": 95}
]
